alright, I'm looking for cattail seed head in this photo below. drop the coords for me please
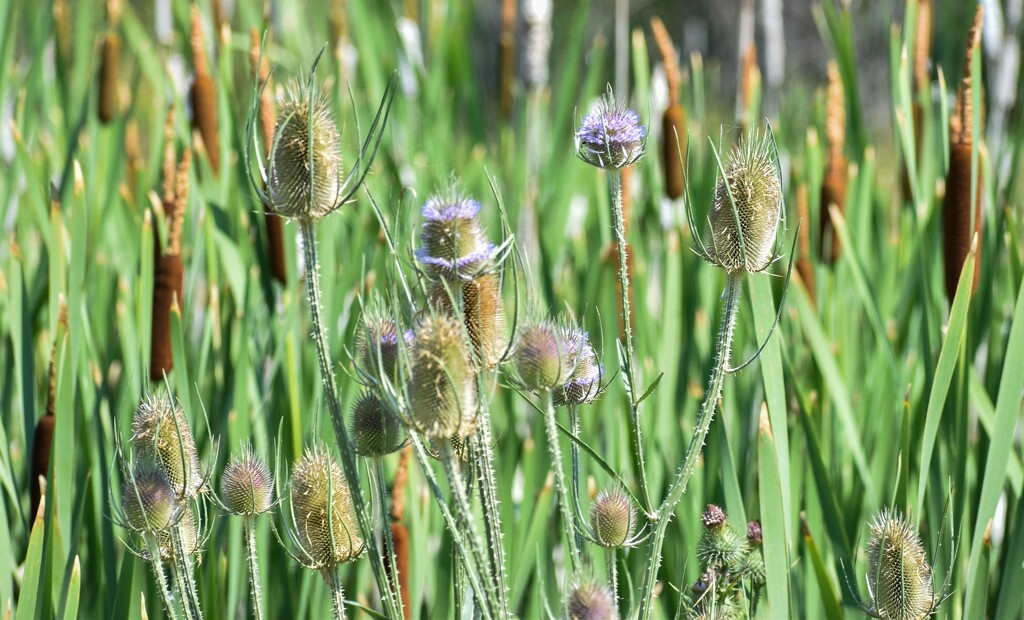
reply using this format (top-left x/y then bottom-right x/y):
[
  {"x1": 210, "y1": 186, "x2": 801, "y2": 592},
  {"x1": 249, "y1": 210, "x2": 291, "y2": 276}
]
[
  {"x1": 865, "y1": 509, "x2": 935, "y2": 620},
  {"x1": 268, "y1": 81, "x2": 342, "y2": 220},
  {"x1": 121, "y1": 462, "x2": 178, "y2": 533},
  {"x1": 513, "y1": 320, "x2": 572, "y2": 392},
  {"x1": 131, "y1": 393, "x2": 202, "y2": 499},
  {"x1": 290, "y1": 447, "x2": 364, "y2": 570},
  {"x1": 408, "y1": 313, "x2": 477, "y2": 439},
  {"x1": 576, "y1": 90, "x2": 646, "y2": 169},
  {"x1": 661, "y1": 105, "x2": 687, "y2": 200},
  {"x1": 820, "y1": 63, "x2": 848, "y2": 264},
  {"x1": 706, "y1": 127, "x2": 782, "y2": 274},
  {"x1": 554, "y1": 325, "x2": 602, "y2": 406},
  {"x1": 566, "y1": 579, "x2": 618, "y2": 620},
  {"x1": 98, "y1": 32, "x2": 121, "y2": 124},
  {"x1": 590, "y1": 488, "x2": 636, "y2": 547},
  {"x1": 220, "y1": 447, "x2": 274, "y2": 516},
  {"x1": 697, "y1": 505, "x2": 747, "y2": 570},
  {"x1": 415, "y1": 191, "x2": 495, "y2": 280},
  {"x1": 350, "y1": 391, "x2": 404, "y2": 457}
]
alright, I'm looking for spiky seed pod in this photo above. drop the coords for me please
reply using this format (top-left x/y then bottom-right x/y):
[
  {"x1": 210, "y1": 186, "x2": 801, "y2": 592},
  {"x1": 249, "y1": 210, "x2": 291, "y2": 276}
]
[
  {"x1": 566, "y1": 579, "x2": 618, "y2": 620},
  {"x1": 290, "y1": 447, "x2": 364, "y2": 570},
  {"x1": 349, "y1": 391, "x2": 404, "y2": 457},
  {"x1": 121, "y1": 462, "x2": 178, "y2": 533},
  {"x1": 820, "y1": 62, "x2": 848, "y2": 264},
  {"x1": 221, "y1": 448, "x2": 274, "y2": 516},
  {"x1": 514, "y1": 320, "x2": 573, "y2": 392},
  {"x1": 431, "y1": 273, "x2": 506, "y2": 369},
  {"x1": 865, "y1": 509, "x2": 935, "y2": 620},
  {"x1": 408, "y1": 313, "x2": 477, "y2": 439},
  {"x1": 415, "y1": 192, "x2": 495, "y2": 280},
  {"x1": 589, "y1": 488, "x2": 636, "y2": 547},
  {"x1": 706, "y1": 127, "x2": 782, "y2": 274},
  {"x1": 554, "y1": 325, "x2": 603, "y2": 406},
  {"x1": 355, "y1": 311, "x2": 407, "y2": 383},
  {"x1": 268, "y1": 81, "x2": 342, "y2": 220},
  {"x1": 98, "y1": 32, "x2": 121, "y2": 124},
  {"x1": 132, "y1": 393, "x2": 202, "y2": 499},
  {"x1": 697, "y1": 505, "x2": 747, "y2": 570},
  {"x1": 576, "y1": 92, "x2": 646, "y2": 169},
  {"x1": 190, "y1": 6, "x2": 220, "y2": 173}
]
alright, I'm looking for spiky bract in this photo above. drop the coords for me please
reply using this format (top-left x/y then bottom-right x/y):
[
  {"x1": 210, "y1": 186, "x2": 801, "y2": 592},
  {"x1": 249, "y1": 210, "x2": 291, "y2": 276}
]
[
  {"x1": 407, "y1": 312, "x2": 478, "y2": 438},
  {"x1": 132, "y1": 393, "x2": 202, "y2": 499},
  {"x1": 221, "y1": 448, "x2": 274, "y2": 516},
  {"x1": 590, "y1": 488, "x2": 636, "y2": 547},
  {"x1": 349, "y1": 391, "x2": 404, "y2": 457},
  {"x1": 865, "y1": 509, "x2": 935, "y2": 620},
  {"x1": 290, "y1": 447, "x2": 364, "y2": 571},
  {"x1": 566, "y1": 579, "x2": 619, "y2": 620}
]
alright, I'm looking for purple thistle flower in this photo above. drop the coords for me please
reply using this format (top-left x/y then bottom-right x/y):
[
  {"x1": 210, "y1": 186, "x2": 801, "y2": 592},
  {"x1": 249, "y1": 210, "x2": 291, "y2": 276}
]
[{"x1": 576, "y1": 90, "x2": 646, "y2": 169}]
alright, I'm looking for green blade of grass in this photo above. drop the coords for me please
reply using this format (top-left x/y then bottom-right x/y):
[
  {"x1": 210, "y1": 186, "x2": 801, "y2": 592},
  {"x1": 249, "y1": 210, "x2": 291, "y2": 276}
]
[
  {"x1": 15, "y1": 499, "x2": 47, "y2": 620},
  {"x1": 757, "y1": 409, "x2": 790, "y2": 620}
]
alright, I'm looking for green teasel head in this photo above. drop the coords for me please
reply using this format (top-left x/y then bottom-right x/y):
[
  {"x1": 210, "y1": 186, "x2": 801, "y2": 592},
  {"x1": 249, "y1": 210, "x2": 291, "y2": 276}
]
[
  {"x1": 220, "y1": 445, "x2": 274, "y2": 516},
  {"x1": 354, "y1": 301, "x2": 410, "y2": 385},
  {"x1": 513, "y1": 318, "x2": 574, "y2": 393},
  {"x1": 589, "y1": 488, "x2": 637, "y2": 548},
  {"x1": 131, "y1": 392, "x2": 203, "y2": 499},
  {"x1": 407, "y1": 311, "x2": 478, "y2": 439},
  {"x1": 864, "y1": 509, "x2": 939, "y2": 620},
  {"x1": 288, "y1": 446, "x2": 364, "y2": 571},
  {"x1": 119, "y1": 460, "x2": 179, "y2": 534},
  {"x1": 566, "y1": 578, "x2": 618, "y2": 620},
  {"x1": 350, "y1": 391, "x2": 405, "y2": 458}
]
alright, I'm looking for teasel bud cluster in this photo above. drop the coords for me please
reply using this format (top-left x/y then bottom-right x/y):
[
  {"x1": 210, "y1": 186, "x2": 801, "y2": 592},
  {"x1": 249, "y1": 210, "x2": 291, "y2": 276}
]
[
  {"x1": 861, "y1": 509, "x2": 942, "y2": 620},
  {"x1": 575, "y1": 87, "x2": 647, "y2": 169},
  {"x1": 566, "y1": 578, "x2": 619, "y2": 620},
  {"x1": 820, "y1": 61, "x2": 848, "y2": 264},
  {"x1": 406, "y1": 311, "x2": 478, "y2": 439},
  {"x1": 190, "y1": 5, "x2": 220, "y2": 173},
  {"x1": 132, "y1": 393, "x2": 203, "y2": 500},
  {"x1": 687, "y1": 505, "x2": 756, "y2": 617},
  {"x1": 942, "y1": 5, "x2": 984, "y2": 302},
  {"x1": 650, "y1": 17, "x2": 686, "y2": 200},
  {"x1": 98, "y1": 0, "x2": 122, "y2": 124}
]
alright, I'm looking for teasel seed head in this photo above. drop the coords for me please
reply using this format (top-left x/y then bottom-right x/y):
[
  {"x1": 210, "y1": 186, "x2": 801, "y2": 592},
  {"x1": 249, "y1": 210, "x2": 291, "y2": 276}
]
[
  {"x1": 554, "y1": 324, "x2": 603, "y2": 406},
  {"x1": 268, "y1": 80, "x2": 342, "y2": 220},
  {"x1": 513, "y1": 319, "x2": 573, "y2": 392},
  {"x1": 705, "y1": 126, "x2": 782, "y2": 274},
  {"x1": 589, "y1": 488, "x2": 636, "y2": 547},
  {"x1": 407, "y1": 312, "x2": 478, "y2": 439},
  {"x1": 350, "y1": 391, "x2": 404, "y2": 458},
  {"x1": 355, "y1": 308, "x2": 408, "y2": 383},
  {"x1": 220, "y1": 446, "x2": 274, "y2": 516},
  {"x1": 131, "y1": 393, "x2": 202, "y2": 499},
  {"x1": 431, "y1": 273, "x2": 506, "y2": 369},
  {"x1": 576, "y1": 88, "x2": 646, "y2": 169},
  {"x1": 865, "y1": 509, "x2": 935, "y2": 620},
  {"x1": 415, "y1": 189, "x2": 495, "y2": 281},
  {"x1": 121, "y1": 461, "x2": 178, "y2": 533},
  {"x1": 697, "y1": 504, "x2": 747, "y2": 570},
  {"x1": 290, "y1": 446, "x2": 364, "y2": 570},
  {"x1": 566, "y1": 579, "x2": 618, "y2": 620}
]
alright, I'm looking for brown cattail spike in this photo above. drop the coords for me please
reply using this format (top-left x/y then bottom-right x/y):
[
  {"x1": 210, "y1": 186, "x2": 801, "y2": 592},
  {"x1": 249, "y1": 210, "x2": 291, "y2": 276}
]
[
  {"x1": 795, "y1": 183, "x2": 816, "y2": 301},
  {"x1": 651, "y1": 17, "x2": 687, "y2": 200},
  {"x1": 29, "y1": 342, "x2": 60, "y2": 521},
  {"x1": 820, "y1": 61, "x2": 848, "y2": 264},
  {"x1": 738, "y1": 43, "x2": 760, "y2": 128},
  {"x1": 913, "y1": 0, "x2": 932, "y2": 94},
  {"x1": 190, "y1": 5, "x2": 220, "y2": 173},
  {"x1": 498, "y1": 0, "x2": 516, "y2": 119},
  {"x1": 98, "y1": 31, "x2": 121, "y2": 123},
  {"x1": 151, "y1": 133, "x2": 189, "y2": 382},
  {"x1": 943, "y1": 4, "x2": 984, "y2": 301}
]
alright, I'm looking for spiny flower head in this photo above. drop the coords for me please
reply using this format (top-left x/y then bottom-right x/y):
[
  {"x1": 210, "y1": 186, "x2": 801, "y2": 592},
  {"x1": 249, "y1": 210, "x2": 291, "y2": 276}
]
[
  {"x1": 290, "y1": 446, "x2": 364, "y2": 570},
  {"x1": 554, "y1": 325, "x2": 603, "y2": 406},
  {"x1": 407, "y1": 312, "x2": 478, "y2": 439},
  {"x1": 566, "y1": 579, "x2": 618, "y2": 620},
  {"x1": 220, "y1": 446, "x2": 274, "y2": 516},
  {"x1": 431, "y1": 272, "x2": 507, "y2": 370},
  {"x1": 355, "y1": 307, "x2": 408, "y2": 383},
  {"x1": 576, "y1": 88, "x2": 646, "y2": 169},
  {"x1": 416, "y1": 189, "x2": 495, "y2": 280},
  {"x1": 590, "y1": 488, "x2": 636, "y2": 547},
  {"x1": 349, "y1": 391, "x2": 404, "y2": 457},
  {"x1": 513, "y1": 319, "x2": 574, "y2": 392},
  {"x1": 120, "y1": 461, "x2": 178, "y2": 533},
  {"x1": 131, "y1": 392, "x2": 202, "y2": 499},
  {"x1": 697, "y1": 504, "x2": 747, "y2": 570},
  {"x1": 865, "y1": 509, "x2": 936, "y2": 620},
  {"x1": 705, "y1": 126, "x2": 782, "y2": 274},
  {"x1": 268, "y1": 80, "x2": 342, "y2": 220}
]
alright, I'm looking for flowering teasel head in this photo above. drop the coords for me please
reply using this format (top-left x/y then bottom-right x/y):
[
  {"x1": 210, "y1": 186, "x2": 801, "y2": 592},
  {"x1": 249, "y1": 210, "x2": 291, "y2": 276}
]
[
  {"x1": 119, "y1": 461, "x2": 179, "y2": 534},
  {"x1": 513, "y1": 318, "x2": 573, "y2": 393},
  {"x1": 863, "y1": 509, "x2": 940, "y2": 620},
  {"x1": 416, "y1": 189, "x2": 496, "y2": 281},
  {"x1": 576, "y1": 86, "x2": 647, "y2": 169},
  {"x1": 697, "y1": 126, "x2": 783, "y2": 275},
  {"x1": 350, "y1": 391, "x2": 405, "y2": 457},
  {"x1": 131, "y1": 392, "x2": 203, "y2": 499},
  {"x1": 287, "y1": 446, "x2": 364, "y2": 572},
  {"x1": 697, "y1": 504, "x2": 747, "y2": 571},
  {"x1": 589, "y1": 488, "x2": 637, "y2": 548},
  {"x1": 553, "y1": 324, "x2": 603, "y2": 406},
  {"x1": 407, "y1": 312, "x2": 478, "y2": 439},
  {"x1": 566, "y1": 578, "x2": 618, "y2": 620},
  {"x1": 220, "y1": 446, "x2": 274, "y2": 516},
  {"x1": 355, "y1": 304, "x2": 408, "y2": 384}
]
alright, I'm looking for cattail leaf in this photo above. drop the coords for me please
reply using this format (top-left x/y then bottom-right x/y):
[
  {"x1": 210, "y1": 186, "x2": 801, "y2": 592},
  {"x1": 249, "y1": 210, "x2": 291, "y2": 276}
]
[
  {"x1": 757, "y1": 411, "x2": 791, "y2": 620},
  {"x1": 993, "y1": 491, "x2": 1024, "y2": 620},
  {"x1": 60, "y1": 556, "x2": 80, "y2": 620},
  {"x1": 914, "y1": 239, "x2": 976, "y2": 519},
  {"x1": 111, "y1": 554, "x2": 139, "y2": 620},
  {"x1": 969, "y1": 370, "x2": 1024, "y2": 492},
  {"x1": 510, "y1": 474, "x2": 553, "y2": 611},
  {"x1": 963, "y1": 271, "x2": 1024, "y2": 613},
  {"x1": 15, "y1": 499, "x2": 46, "y2": 620},
  {"x1": 801, "y1": 523, "x2": 844, "y2": 620}
]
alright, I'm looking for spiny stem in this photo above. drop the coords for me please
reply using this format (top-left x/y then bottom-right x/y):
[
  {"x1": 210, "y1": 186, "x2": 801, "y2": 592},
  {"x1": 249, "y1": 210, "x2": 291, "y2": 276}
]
[
  {"x1": 473, "y1": 395, "x2": 511, "y2": 618},
  {"x1": 606, "y1": 548, "x2": 619, "y2": 612},
  {"x1": 607, "y1": 169, "x2": 651, "y2": 510},
  {"x1": 372, "y1": 458, "x2": 404, "y2": 619},
  {"x1": 145, "y1": 535, "x2": 179, "y2": 620},
  {"x1": 170, "y1": 523, "x2": 202, "y2": 620},
  {"x1": 542, "y1": 392, "x2": 581, "y2": 573},
  {"x1": 299, "y1": 218, "x2": 401, "y2": 619},
  {"x1": 568, "y1": 406, "x2": 586, "y2": 553},
  {"x1": 328, "y1": 567, "x2": 347, "y2": 620},
  {"x1": 638, "y1": 274, "x2": 743, "y2": 620},
  {"x1": 244, "y1": 519, "x2": 264, "y2": 620}
]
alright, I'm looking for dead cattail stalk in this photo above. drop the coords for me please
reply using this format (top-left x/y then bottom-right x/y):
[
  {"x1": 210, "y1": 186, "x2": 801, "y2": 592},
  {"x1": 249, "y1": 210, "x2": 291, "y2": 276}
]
[
  {"x1": 651, "y1": 17, "x2": 687, "y2": 200},
  {"x1": 151, "y1": 135, "x2": 190, "y2": 382},
  {"x1": 250, "y1": 29, "x2": 287, "y2": 285},
  {"x1": 943, "y1": 5, "x2": 984, "y2": 301},
  {"x1": 820, "y1": 61, "x2": 848, "y2": 264},
  {"x1": 190, "y1": 5, "x2": 220, "y2": 174},
  {"x1": 795, "y1": 183, "x2": 816, "y2": 302},
  {"x1": 498, "y1": 0, "x2": 517, "y2": 120}
]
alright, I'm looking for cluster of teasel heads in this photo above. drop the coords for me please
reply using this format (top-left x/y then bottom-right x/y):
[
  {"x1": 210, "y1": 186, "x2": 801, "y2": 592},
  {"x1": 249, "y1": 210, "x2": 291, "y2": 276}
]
[{"x1": 686, "y1": 505, "x2": 766, "y2": 618}]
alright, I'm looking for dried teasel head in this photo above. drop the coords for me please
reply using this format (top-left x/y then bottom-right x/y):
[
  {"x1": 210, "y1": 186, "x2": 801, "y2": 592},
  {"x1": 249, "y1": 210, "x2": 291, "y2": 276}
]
[
  {"x1": 407, "y1": 312, "x2": 477, "y2": 439},
  {"x1": 576, "y1": 87, "x2": 647, "y2": 169},
  {"x1": 289, "y1": 446, "x2": 364, "y2": 571},
  {"x1": 589, "y1": 488, "x2": 636, "y2": 548},
  {"x1": 704, "y1": 126, "x2": 782, "y2": 274},
  {"x1": 864, "y1": 509, "x2": 938, "y2": 620},
  {"x1": 415, "y1": 188, "x2": 495, "y2": 281},
  {"x1": 220, "y1": 446, "x2": 274, "y2": 516},
  {"x1": 349, "y1": 391, "x2": 405, "y2": 458},
  {"x1": 131, "y1": 392, "x2": 202, "y2": 499},
  {"x1": 566, "y1": 578, "x2": 618, "y2": 620},
  {"x1": 120, "y1": 461, "x2": 179, "y2": 533}
]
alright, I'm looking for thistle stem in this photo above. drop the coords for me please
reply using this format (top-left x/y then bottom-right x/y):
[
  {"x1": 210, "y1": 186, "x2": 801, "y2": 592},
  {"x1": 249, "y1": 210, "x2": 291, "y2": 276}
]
[
  {"x1": 606, "y1": 548, "x2": 619, "y2": 610},
  {"x1": 568, "y1": 406, "x2": 586, "y2": 552},
  {"x1": 542, "y1": 392, "x2": 581, "y2": 573},
  {"x1": 372, "y1": 458, "x2": 404, "y2": 619},
  {"x1": 638, "y1": 274, "x2": 743, "y2": 620},
  {"x1": 145, "y1": 535, "x2": 179, "y2": 620},
  {"x1": 299, "y1": 218, "x2": 401, "y2": 619},
  {"x1": 607, "y1": 169, "x2": 651, "y2": 510},
  {"x1": 328, "y1": 567, "x2": 347, "y2": 620},
  {"x1": 473, "y1": 396, "x2": 511, "y2": 619},
  {"x1": 170, "y1": 522, "x2": 202, "y2": 620},
  {"x1": 244, "y1": 519, "x2": 264, "y2": 620}
]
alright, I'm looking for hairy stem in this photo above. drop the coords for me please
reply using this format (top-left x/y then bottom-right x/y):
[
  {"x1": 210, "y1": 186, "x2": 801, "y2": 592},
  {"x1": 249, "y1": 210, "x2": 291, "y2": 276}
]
[
  {"x1": 473, "y1": 396, "x2": 511, "y2": 618},
  {"x1": 170, "y1": 523, "x2": 202, "y2": 620},
  {"x1": 568, "y1": 406, "x2": 586, "y2": 552},
  {"x1": 244, "y1": 519, "x2": 264, "y2": 620},
  {"x1": 299, "y1": 218, "x2": 400, "y2": 618},
  {"x1": 372, "y1": 458, "x2": 404, "y2": 619},
  {"x1": 639, "y1": 274, "x2": 743, "y2": 620},
  {"x1": 145, "y1": 535, "x2": 179, "y2": 620},
  {"x1": 607, "y1": 169, "x2": 651, "y2": 510},
  {"x1": 328, "y1": 567, "x2": 347, "y2": 620},
  {"x1": 542, "y1": 392, "x2": 581, "y2": 573},
  {"x1": 606, "y1": 547, "x2": 619, "y2": 612}
]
